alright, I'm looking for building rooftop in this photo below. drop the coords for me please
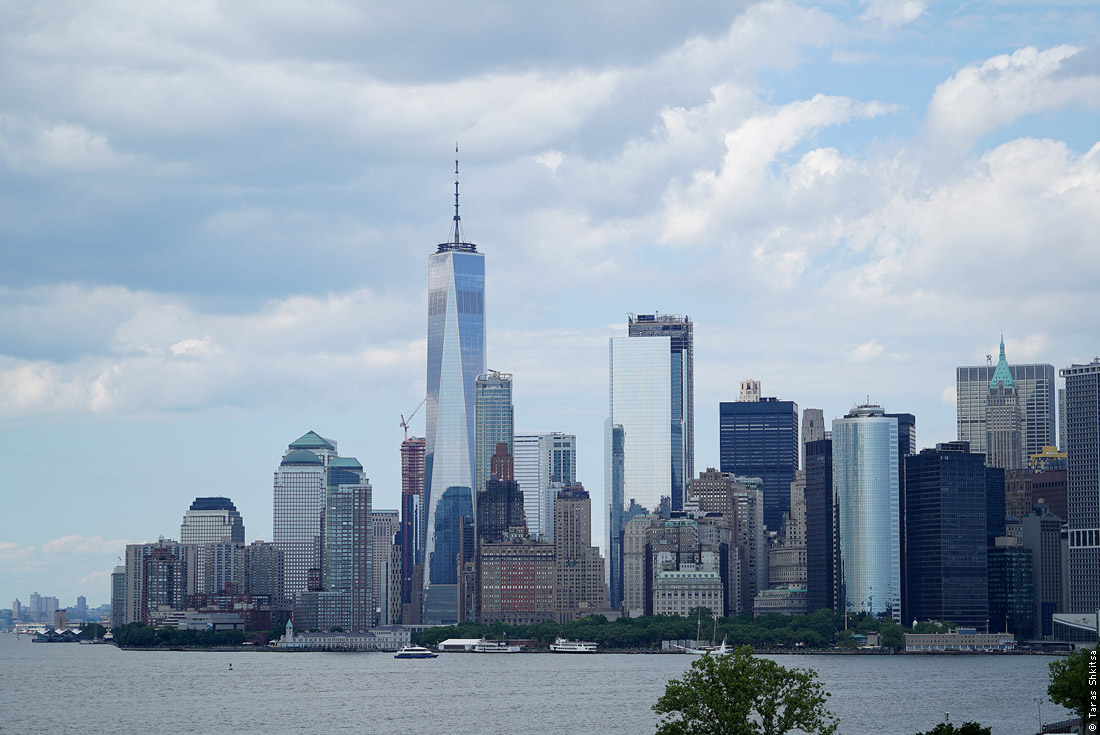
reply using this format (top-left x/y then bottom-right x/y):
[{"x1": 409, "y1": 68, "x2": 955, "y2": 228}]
[
  {"x1": 281, "y1": 449, "x2": 323, "y2": 466},
  {"x1": 289, "y1": 431, "x2": 336, "y2": 451},
  {"x1": 188, "y1": 497, "x2": 238, "y2": 512}
]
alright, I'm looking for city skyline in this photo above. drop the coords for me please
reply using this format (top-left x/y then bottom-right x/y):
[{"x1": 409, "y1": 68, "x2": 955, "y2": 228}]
[{"x1": 3, "y1": 1, "x2": 1100, "y2": 607}]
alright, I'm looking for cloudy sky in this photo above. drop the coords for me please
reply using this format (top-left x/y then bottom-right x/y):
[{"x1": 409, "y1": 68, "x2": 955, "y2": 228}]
[{"x1": 2, "y1": 0, "x2": 1098, "y2": 609}]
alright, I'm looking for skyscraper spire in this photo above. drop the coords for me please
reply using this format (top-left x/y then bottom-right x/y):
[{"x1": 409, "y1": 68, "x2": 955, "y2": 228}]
[{"x1": 452, "y1": 143, "x2": 463, "y2": 245}]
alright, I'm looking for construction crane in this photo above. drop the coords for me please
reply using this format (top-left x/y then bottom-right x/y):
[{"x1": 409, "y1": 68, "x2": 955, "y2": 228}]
[{"x1": 400, "y1": 398, "x2": 426, "y2": 440}]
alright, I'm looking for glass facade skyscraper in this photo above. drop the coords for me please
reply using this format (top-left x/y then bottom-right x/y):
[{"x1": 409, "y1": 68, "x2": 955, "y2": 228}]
[
  {"x1": 324, "y1": 457, "x2": 372, "y2": 631},
  {"x1": 474, "y1": 370, "x2": 514, "y2": 510},
  {"x1": 422, "y1": 167, "x2": 486, "y2": 624},
  {"x1": 832, "y1": 405, "x2": 901, "y2": 621},
  {"x1": 180, "y1": 497, "x2": 245, "y2": 545},
  {"x1": 273, "y1": 431, "x2": 337, "y2": 598},
  {"x1": 626, "y1": 314, "x2": 693, "y2": 511}
]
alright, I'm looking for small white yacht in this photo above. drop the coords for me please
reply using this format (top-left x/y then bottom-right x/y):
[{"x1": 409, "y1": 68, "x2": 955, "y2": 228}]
[
  {"x1": 394, "y1": 645, "x2": 439, "y2": 659},
  {"x1": 549, "y1": 637, "x2": 598, "y2": 653}
]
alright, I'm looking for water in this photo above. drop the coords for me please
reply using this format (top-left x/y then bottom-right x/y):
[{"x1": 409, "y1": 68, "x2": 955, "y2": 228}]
[{"x1": 0, "y1": 634, "x2": 1069, "y2": 734}]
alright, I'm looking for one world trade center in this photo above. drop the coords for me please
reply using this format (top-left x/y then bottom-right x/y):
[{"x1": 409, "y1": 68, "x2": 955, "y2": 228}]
[{"x1": 422, "y1": 154, "x2": 485, "y2": 624}]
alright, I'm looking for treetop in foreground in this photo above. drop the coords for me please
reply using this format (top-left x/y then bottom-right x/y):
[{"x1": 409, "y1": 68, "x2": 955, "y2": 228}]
[
  {"x1": 1047, "y1": 647, "x2": 1093, "y2": 724},
  {"x1": 915, "y1": 722, "x2": 991, "y2": 735},
  {"x1": 653, "y1": 645, "x2": 838, "y2": 735}
]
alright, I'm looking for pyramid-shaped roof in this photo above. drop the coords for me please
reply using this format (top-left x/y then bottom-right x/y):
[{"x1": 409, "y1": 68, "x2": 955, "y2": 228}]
[
  {"x1": 989, "y1": 336, "x2": 1014, "y2": 390},
  {"x1": 289, "y1": 430, "x2": 336, "y2": 451}
]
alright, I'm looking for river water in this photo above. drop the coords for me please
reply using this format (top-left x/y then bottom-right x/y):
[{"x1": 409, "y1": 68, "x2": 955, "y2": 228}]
[{"x1": 0, "y1": 634, "x2": 1069, "y2": 734}]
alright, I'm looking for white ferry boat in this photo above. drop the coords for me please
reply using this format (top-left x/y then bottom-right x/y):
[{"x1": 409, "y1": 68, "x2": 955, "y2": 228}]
[
  {"x1": 394, "y1": 645, "x2": 438, "y2": 659},
  {"x1": 549, "y1": 637, "x2": 598, "y2": 653},
  {"x1": 472, "y1": 638, "x2": 521, "y2": 653}
]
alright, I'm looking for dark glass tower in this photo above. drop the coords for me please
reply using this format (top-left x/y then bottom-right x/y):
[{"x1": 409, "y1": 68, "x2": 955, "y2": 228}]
[
  {"x1": 904, "y1": 442, "x2": 988, "y2": 629},
  {"x1": 719, "y1": 396, "x2": 798, "y2": 534},
  {"x1": 1061, "y1": 357, "x2": 1100, "y2": 613},
  {"x1": 422, "y1": 154, "x2": 486, "y2": 624},
  {"x1": 804, "y1": 437, "x2": 834, "y2": 612}
]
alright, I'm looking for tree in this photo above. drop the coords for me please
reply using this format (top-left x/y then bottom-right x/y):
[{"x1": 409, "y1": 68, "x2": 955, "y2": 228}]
[
  {"x1": 915, "y1": 722, "x2": 990, "y2": 735},
  {"x1": 653, "y1": 645, "x2": 838, "y2": 735},
  {"x1": 1048, "y1": 648, "x2": 1092, "y2": 723}
]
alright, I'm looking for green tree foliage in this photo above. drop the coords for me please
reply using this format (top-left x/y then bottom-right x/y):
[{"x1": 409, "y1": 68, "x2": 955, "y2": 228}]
[
  {"x1": 78, "y1": 623, "x2": 107, "y2": 639},
  {"x1": 653, "y1": 645, "x2": 838, "y2": 735},
  {"x1": 112, "y1": 622, "x2": 246, "y2": 648},
  {"x1": 915, "y1": 722, "x2": 991, "y2": 735},
  {"x1": 412, "y1": 609, "x2": 874, "y2": 650},
  {"x1": 1048, "y1": 648, "x2": 1093, "y2": 723}
]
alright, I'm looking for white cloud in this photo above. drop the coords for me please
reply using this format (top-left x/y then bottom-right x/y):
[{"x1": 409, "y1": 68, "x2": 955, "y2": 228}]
[
  {"x1": 535, "y1": 150, "x2": 564, "y2": 175},
  {"x1": 41, "y1": 535, "x2": 132, "y2": 555},
  {"x1": 927, "y1": 45, "x2": 1100, "y2": 153},
  {"x1": 860, "y1": 0, "x2": 926, "y2": 28}
]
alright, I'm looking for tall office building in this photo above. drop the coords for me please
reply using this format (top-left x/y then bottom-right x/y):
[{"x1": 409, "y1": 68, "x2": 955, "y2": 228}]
[
  {"x1": 626, "y1": 313, "x2": 694, "y2": 511},
  {"x1": 513, "y1": 433, "x2": 541, "y2": 537},
  {"x1": 323, "y1": 457, "x2": 372, "y2": 630},
  {"x1": 538, "y1": 433, "x2": 576, "y2": 543},
  {"x1": 372, "y1": 509, "x2": 400, "y2": 626},
  {"x1": 987, "y1": 338, "x2": 1024, "y2": 470},
  {"x1": 1061, "y1": 357, "x2": 1100, "y2": 613},
  {"x1": 553, "y1": 484, "x2": 608, "y2": 622},
  {"x1": 904, "y1": 443, "x2": 988, "y2": 629},
  {"x1": 273, "y1": 432, "x2": 335, "y2": 597},
  {"x1": 423, "y1": 157, "x2": 486, "y2": 624},
  {"x1": 801, "y1": 408, "x2": 825, "y2": 469},
  {"x1": 833, "y1": 405, "x2": 901, "y2": 621},
  {"x1": 719, "y1": 388, "x2": 799, "y2": 534},
  {"x1": 1021, "y1": 508, "x2": 1066, "y2": 637},
  {"x1": 476, "y1": 444, "x2": 527, "y2": 543},
  {"x1": 473, "y1": 370, "x2": 514, "y2": 508},
  {"x1": 803, "y1": 437, "x2": 834, "y2": 612},
  {"x1": 399, "y1": 436, "x2": 425, "y2": 614},
  {"x1": 180, "y1": 497, "x2": 245, "y2": 545},
  {"x1": 957, "y1": 342, "x2": 1056, "y2": 459},
  {"x1": 606, "y1": 333, "x2": 671, "y2": 611}
]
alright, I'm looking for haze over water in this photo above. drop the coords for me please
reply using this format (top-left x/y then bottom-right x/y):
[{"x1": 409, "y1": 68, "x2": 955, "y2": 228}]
[{"x1": 1, "y1": 635, "x2": 1069, "y2": 734}]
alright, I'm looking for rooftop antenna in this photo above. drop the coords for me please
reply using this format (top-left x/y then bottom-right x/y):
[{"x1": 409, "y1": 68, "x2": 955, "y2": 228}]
[{"x1": 452, "y1": 143, "x2": 463, "y2": 245}]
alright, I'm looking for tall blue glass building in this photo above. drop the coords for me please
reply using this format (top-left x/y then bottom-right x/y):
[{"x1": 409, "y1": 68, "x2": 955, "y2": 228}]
[
  {"x1": 832, "y1": 404, "x2": 901, "y2": 621},
  {"x1": 422, "y1": 160, "x2": 486, "y2": 624},
  {"x1": 719, "y1": 396, "x2": 798, "y2": 534}
]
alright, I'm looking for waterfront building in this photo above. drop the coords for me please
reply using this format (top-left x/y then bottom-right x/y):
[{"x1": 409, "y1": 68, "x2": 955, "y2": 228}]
[
  {"x1": 627, "y1": 313, "x2": 694, "y2": 512},
  {"x1": 553, "y1": 484, "x2": 608, "y2": 622},
  {"x1": 1061, "y1": 357, "x2": 1100, "y2": 614},
  {"x1": 986, "y1": 338, "x2": 1024, "y2": 470},
  {"x1": 1021, "y1": 508, "x2": 1066, "y2": 637},
  {"x1": 477, "y1": 536, "x2": 555, "y2": 625},
  {"x1": 422, "y1": 161, "x2": 486, "y2": 625},
  {"x1": 274, "y1": 432, "x2": 335, "y2": 597},
  {"x1": 477, "y1": 444, "x2": 528, "y2": 543},
  {"x1": 803, "y1": 437, "x2": 834, "y2": 612},
  {"x1": 399, "y1": 436, "x2": 424, "y2": 618},
  {"x1": 123, "y1": 541, "x2": 196, "y2": 624},
  {"x1": 769, "y1": 470, "x2": 807, "y2": 588},
  {"x1": 903, "y1": 629, "x2": 1015, "y2": 652},
  {"x1": 719, "y1": 389, "x2": 798, "y2": 535},
  {"x1": 957, "y1": 346, "x2": 1056, "y2": 459},
  {"x1": 110, "y1": 566, "x2": 126, "y2": 629},
  {"x1": 323, "y1": 457, "x2": 372, "y2": 630},
  {"x1": 179, "y1": 497, "x2": 245, "y2": 545},
  {"x1": 473, "y1": 370, "x2": 514, "y2": 509},
  {"x1": 372, "y1": 509, "x2": 400, "y2": 626},
  {"x1": 833, "y1": 405, "x2": 901, "y2": 621},
  {"x1": 753, "y1": 584, "x2": 808, "y2": 616},
  {"x1": 654, "y1": 571, "x2": 723, "y2": 618},
  {"x1": 904, "y1": 442, "x2": 989, "y2": 629},
  {"x1": 987, "y1": 536, "x2": 1037, "y2": 638},
  {"x1": 142, "y1": 547, "x2": 189, "y2": 623},
  {"x1": 385, "y1": 532, "x2": 403, "y2": 625}
]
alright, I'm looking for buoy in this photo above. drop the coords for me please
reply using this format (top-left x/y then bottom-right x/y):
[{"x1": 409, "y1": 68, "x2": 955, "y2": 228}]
[{"x1": 229, "y1": 663, "x2": 233, "y2": 670}]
